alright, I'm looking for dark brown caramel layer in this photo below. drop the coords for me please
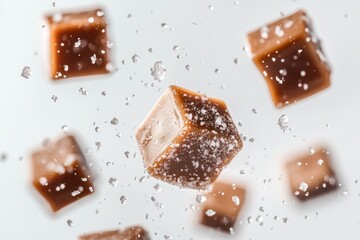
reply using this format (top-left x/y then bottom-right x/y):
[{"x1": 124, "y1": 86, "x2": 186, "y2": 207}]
[
  {"x1": 247, "y1": 10, "x2": 331, "y2": 107},
  {"x1": 32, "y1": 135, "x2": 94, "y2": 212},
  {"x1": 286, "y1": 147, "x2": 338, "y2": 200},
  {"x1": 201, "y1": 181, "x2": 246, "y2": 232},
  {"x1": 47, "y1": 9, "x2": 111, "y2": 79},
  {"x1": 136, "y1": 85, "x2": 242, "y2": 189},
  {"x1": 79, "y1": 226, "x2": 150, "y2": 240}
]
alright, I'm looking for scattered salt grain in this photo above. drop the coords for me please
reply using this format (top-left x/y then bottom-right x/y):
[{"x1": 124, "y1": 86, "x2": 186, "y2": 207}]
[{"x1": 21, "y1": 66, "x2": 32, "y2": 79}]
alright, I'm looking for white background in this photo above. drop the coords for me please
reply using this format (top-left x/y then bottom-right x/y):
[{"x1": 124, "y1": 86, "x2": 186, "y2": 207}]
[{"x1": 0, "y1": 0, "x2": 359, "y2": 239}]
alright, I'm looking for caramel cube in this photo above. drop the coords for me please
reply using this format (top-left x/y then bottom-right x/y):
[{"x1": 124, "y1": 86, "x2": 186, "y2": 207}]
[
  {"x1": 286, "y1": 147, "x2": 338, "y2": 200},
  {"x1": 31, "y1": 135, "x2": 94, "y2": 212},
  {"x1": 79, "y1": 226, "x2": 150, "y2": 240},
  {"x1": 47, "y1": 8, "x2": 111, "y2": 79},
  {"x1": 247, "y1": 10, "x2": 331, "y2": 107},
  {"x1": 201, "y1": 181, "x2": 246, "y2": 232},
  {"x1": 79, "y1": 230, "x2": 121, "y2": 240},
  {"x1": 117, "y1": 226, "x2": 150, "y2": 240},
  {"x1": 136, "y1": 85, "x2": 242, "y2": 189}
]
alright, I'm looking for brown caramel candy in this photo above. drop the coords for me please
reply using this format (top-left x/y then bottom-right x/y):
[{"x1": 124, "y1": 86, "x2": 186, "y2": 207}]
[
  {"x1": 247, "y1": 10, "x2": 331, "y2": 107},
  {"x1": 201, "y1": 181, "x2": 246, "y2": 232},
  {"x1": 47, "y1": 9, "x2": 111, "y2": 79},
  {"x1": 79, "y1": 230, "x2": 121, "y2": 240},
  {"x1": 136, "y1": 85, "x2": 242, "y2": 189},
  {"x1": 79, "y1": 226, "x2": 150, "y2": 240},
  {"x1": 31, "y1": 135, "x2": 94, "y2": 212},
  {"x1": 286, "y1": 147, "x2": 337, "y2": 200}
]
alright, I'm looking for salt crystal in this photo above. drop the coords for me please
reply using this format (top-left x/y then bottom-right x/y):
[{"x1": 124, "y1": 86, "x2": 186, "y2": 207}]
[
  {"x1": 154, "y1": 183, "x2": 162, "y2": 192},
  {"x1": 196, "y1": 195, "x2": 207, "y2": 203},
  {"x1": 132, "y1": 54, "x2": 140, "y2": 63},
  {"x1": 278, "y1": 114, "x2": 289, "y2": 132},
  {"x1": 151, "y1": 61, "x2": 166, "y2": 81},
  {"x1": 79, "y1": 87, "x2": 88, "y2": 95},
  {"x1": 260, "y1": 26, "x2": 269, "y2": 39},
  {"x1": 309, "y1": 147, "x2": 316, "y2": 155},
  {"x1": 39, "y1": 177, "x2": 48, "y2": 186},
  {"x1": 274, "y1": 25, "x2": 284, "y2": 37},
  {"x1": 90, "y1": 54, "x2": 97, "y2": 64},
  {"x1": 284, "y1": 20, "x2": 293, "y2": 28},
  {"x1": 256, "y1": 215, "x2": 263, "y2": 222},
  {"x1": 109, "y1": 177, "x2": 118, "y2": 187},
  {"x1": 299, "y1": 182, "x2": 308, "y2": 192},
  {"x1": 61, "y1": 125, "x2": 69, "y2": 133},
  {"x1": 21, "y1": 66, "x2": 32, "y2": 79},
  {"x1": 110, "y1": 117, "x2": 119, "y2": 125},
  {"x1": 66, "y1": 219, "x2": 73, "y2": 227},
  {"x1": 232, "y1": 195, "x2": 240, "y2": 205},
  {"x1": 205, "y1": 209, "x2": 216, "y2": 216},
  {"x1": 51, "y1": 95, "x2": 58, "y2": 103},
  {"x1": 95, "y1": 141, "x2": 101, "y2": 150},
  {"x1": 120, "y1": 195, "x2": 127, "y2": 204}
]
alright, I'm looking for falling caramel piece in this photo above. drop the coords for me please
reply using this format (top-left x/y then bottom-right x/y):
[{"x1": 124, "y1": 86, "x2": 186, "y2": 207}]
[
  {"x1": 286, "y1": 147, "x2": 338, "y2": 200},
  {"x1": 79, "y1": 226, "x2": 150, "y2": 240},
  {"x1": 46, "y1": 8, "x2": 111, "y2": 79},
  {"x1": 136, "y1": 85, "x2": 242, "y2": 189},
  {"x1": 247, "y1": 10, "x2": 331, "y2": 107},
  {"x1": 79, "y1": 230, "x2": 121, "y2": 240},
  {"x1": 117, "y1": 226, "x2": 150, "y2": 240},
  {"x1": 31, "y1": 135, "x2": 94, "y2": 212},
  {"x1": 201, "y1": 181, "x2": 246, "y2": 232}
]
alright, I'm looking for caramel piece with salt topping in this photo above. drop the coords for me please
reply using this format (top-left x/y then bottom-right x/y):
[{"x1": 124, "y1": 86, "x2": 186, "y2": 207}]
[
  {"x1": 117, "y1": 226, "x2": 150, "y2": 240},
  {"x1": 31, "y1": 135, "x2": 94, "y2": 212},
  {"x1": 247, "y1": 10, "x2": 331, "y2": 107},
  {"x1": 47, "y1": 8, "x2": 111, "y2": 79},
  {"x1": 286, "y1": 147, "x2": 338, "y2": 200},
  {"x1": 79, "y1": 226, "x2": 150, "y2": 240},
  {"x1": 201, "y1": 181, "x2": 246, "y2": 232},
  {"x1": 79, "y1": 230, "x2": 121, "y2": 240},
  {"x1": 135, "y1": 85, "x2": 242, "y2": 189}
]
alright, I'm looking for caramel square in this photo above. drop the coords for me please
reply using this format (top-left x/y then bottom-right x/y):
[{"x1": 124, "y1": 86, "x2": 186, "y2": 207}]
[
  {"x1": 79, "y1": 230, "x2": 121, "y2": 240},
  {"x1": 47, "y1": 9, "x2": 111, "y2": 79},
  {"x1": 79, "y1": 226, "x2": 150, "y2": 240},
  {"x1": 201, "y1": 181, "x2": 246, "y2": 232},
  {"x1": 31, "y1": 135, "x2": 94, "y2": 212},
  {"x1": 247, "y1": 10, "x2": 331, "y2": 107},
  {"x1": 136, "y1": 85, "x2": 242, "y2": 189},
  {"x1": 286, "y1": 147, "x2": 338, "y2": 200}
]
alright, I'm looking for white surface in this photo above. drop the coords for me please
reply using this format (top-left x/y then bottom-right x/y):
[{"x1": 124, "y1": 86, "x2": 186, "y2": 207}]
[{"x1": 0, "y1": 0, "x2": 359, "y2": 239}]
